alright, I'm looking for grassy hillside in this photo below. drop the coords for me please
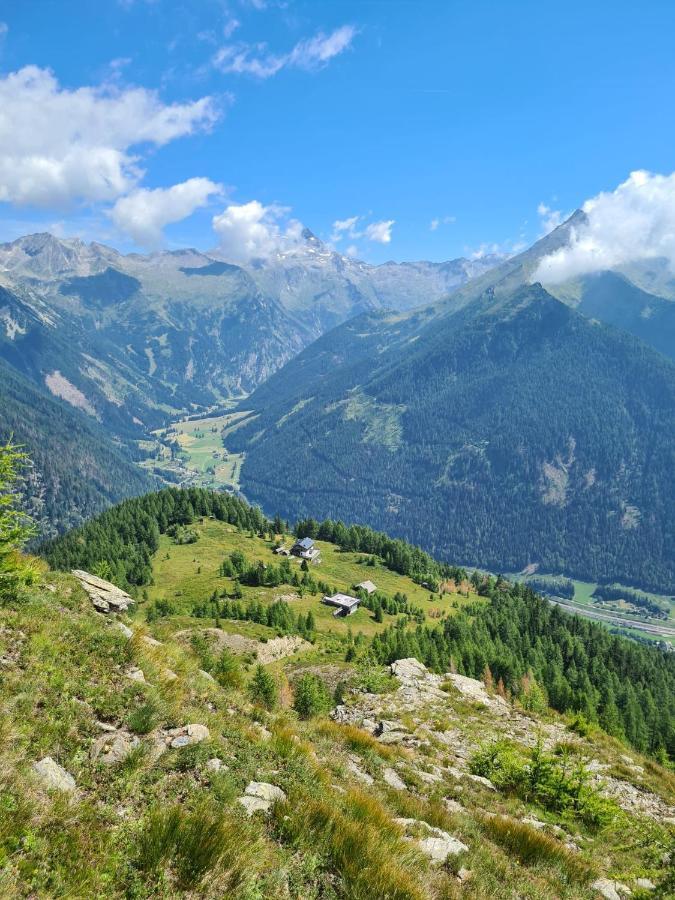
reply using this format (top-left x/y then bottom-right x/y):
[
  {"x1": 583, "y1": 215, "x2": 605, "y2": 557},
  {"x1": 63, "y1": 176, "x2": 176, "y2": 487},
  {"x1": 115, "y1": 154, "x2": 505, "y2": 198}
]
[
  {"x1": 1, "y1": 546, "x2": 674, "y2": 896},
  {"x1": 43, "y1": 488, "x2": 675, "y2": 761},
  {"x1": 144, "y1": 518, "x2": 476, "y2": 641}
]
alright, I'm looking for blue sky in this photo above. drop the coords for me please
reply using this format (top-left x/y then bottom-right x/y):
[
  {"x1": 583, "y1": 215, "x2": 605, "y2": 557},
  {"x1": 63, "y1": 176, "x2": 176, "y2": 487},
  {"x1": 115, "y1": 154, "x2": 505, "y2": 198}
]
[{"x1": 1, "y1": 0, "x2": 675, "y2": 263}]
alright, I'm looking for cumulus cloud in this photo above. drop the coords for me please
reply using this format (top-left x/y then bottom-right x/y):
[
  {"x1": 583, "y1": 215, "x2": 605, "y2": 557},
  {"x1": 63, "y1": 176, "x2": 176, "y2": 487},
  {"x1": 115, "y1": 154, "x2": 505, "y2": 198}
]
[
  {"x1": 330, "y1": 215, "x2": 360, "y2": 243},
  {"x1": 364, "y1": 219, "x2": 394, "y2": 244},
  {"x1": 212, "y1": 200, "x2": 304, "y2": 262},
  {"x1": 213, "y1": 24, "x2": 356, "y2": 78},
  {"x1": 330, "y1": 215, "x2": 395, "y2": 246},
  {"x1": 0, "y1": 66, "x2": 217, "y2": 208},
  {"x1": 111, "y1": 178, "x2": 222, "y2": 247},
  {"x1": 534, "y1": 170, "x2": 675, "y2": 284}
]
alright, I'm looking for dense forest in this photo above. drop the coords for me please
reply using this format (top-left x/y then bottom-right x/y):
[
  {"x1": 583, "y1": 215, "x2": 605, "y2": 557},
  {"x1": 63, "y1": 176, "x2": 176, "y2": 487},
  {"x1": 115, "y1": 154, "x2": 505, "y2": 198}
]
[
  {"x1": 0, "y1": 358, "x2": 154, "y2": 540},
  {"x1": 371, "y1": 581, "x2": 675, "y2": 761},
  {"x1": 227, "y1": 285, "x2": 675, "y2": 592},
  {"x1": 42, "y1": 487, "x2": 269, "y2": 588}
]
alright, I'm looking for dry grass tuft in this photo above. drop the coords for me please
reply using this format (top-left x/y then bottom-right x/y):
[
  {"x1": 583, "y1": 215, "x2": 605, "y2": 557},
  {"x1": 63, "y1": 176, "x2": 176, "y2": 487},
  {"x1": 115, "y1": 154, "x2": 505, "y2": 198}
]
[
  {"x1": 478, "y1": 814, "x2": 594, "y2": 883},
  {"x1": 316, "y1": 720, "x2": 398, "y2": 759}
]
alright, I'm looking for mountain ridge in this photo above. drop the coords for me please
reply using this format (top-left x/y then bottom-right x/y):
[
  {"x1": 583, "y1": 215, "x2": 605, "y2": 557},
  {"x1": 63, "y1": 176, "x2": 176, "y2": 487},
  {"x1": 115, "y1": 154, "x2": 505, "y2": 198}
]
[{"x1": 226, "y1": 283, "x2": 675, "y2": 592}]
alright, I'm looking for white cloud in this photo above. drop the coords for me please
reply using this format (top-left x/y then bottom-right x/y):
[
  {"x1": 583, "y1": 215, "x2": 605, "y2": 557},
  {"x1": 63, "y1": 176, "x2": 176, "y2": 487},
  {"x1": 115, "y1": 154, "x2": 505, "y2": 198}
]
[
  {"x1": 288, "y1": 25, "x2": 356, "y2": 68},
  {"x1": 468, "y1": 239, "x2": 526, "y2": 261},
  {"x1": 330, "y1": 214, "x2": 395, "y2": 246},
  {"x1": 0, "y1": 22, "x2": 8, "y2": 39},
  {"x1": 364, "y1": 219, "x2": 394, "y2": 244},
  {"x1": 537, "y1": 202, "x2": 564, "y2": 236},
  {"x1": 212, "y1": 200, "x2": 303, "y2": 262},
  {"x1": 111, "y1": 177, "x2": 222, "y2": 247},
  {"x1": 223, "y1": 17, "x2": 240, "y2": 39},
  {"x1": 213, "y1": 24, "x2": 356, "y2": 78},
  {"x1": 430, "y1": 214, "x2": 456, "y2": 231},
  {"x1": 0, "y1": 66, "x2": 218, "y2": 208},
  {"x1": 534, "y1": 170, "x2": 675, "y2": 284},
  {"x1": 330, "y1": 215, "x2": 361, "y2": 243}
]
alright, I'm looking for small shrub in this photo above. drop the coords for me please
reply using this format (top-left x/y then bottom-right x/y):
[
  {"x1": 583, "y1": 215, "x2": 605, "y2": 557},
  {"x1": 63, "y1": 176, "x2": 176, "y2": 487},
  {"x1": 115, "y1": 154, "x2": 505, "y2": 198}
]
[
  {"x1": 249, "y1": 664, "x2": 278, "y2": 710},
  {"x1": 293, "y1": 673, "x2": 332, "y2": 720},
  {"x1": 127, "y1": 700, "x2": 160, "y2": 735},
  {"x1": 469, "y1": 739, "x2": 618, "y2": 828},
  {"x1": 213, "y1": 648, "x2": 243, "y2": 689},
  {"x1": 568, "y1": 713, "x2": 592, "y2": 737},
  {"x1": 470, "y1": 739, "x2": 524, "y2": 791},
  {"x1": 356, "y1": 652, "x2": 396, "y2": 694}
]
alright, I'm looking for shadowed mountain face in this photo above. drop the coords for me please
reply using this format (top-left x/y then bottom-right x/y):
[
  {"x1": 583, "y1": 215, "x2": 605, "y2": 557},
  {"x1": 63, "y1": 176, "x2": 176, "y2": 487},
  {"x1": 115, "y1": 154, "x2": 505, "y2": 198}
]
[
  {"x1": 226, "y1": 283, "x2": 675, "y2": 592},
  {"x1": 562, "y1": 270, "x2": 675, "y2": 361},
  {"x1": 0, "y1": 232, "x2": 500, "y2": 435},
  {"x1": 0, "y1": 356, "x2": 155, "y2": 539}
]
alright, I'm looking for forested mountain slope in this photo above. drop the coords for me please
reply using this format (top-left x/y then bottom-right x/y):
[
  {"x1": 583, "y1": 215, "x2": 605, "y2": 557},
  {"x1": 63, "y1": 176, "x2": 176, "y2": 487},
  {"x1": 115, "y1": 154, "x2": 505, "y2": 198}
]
[
  {"x1": 227, "y1": 284, "x2": 675, "y2": 592},
  {"x1": 0, "y1": 357, "x2": 155, "y2": 539}
]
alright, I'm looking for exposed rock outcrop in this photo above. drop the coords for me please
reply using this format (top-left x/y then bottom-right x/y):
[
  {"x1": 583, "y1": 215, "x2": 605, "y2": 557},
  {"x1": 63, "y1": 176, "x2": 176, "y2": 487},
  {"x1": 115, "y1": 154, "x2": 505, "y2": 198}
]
[
  {"x1": 395, "y1": 817, "x2": 469, "y2": 864},
  {"x1": 90, "y1": 730, "x2": 140, "y2": 766},
  {"x1": 238, "y1": 781, "x2": 287, "y2": 815},
  {"x1": 71, "y1": 570, "x2": 134, "y2": 613}
]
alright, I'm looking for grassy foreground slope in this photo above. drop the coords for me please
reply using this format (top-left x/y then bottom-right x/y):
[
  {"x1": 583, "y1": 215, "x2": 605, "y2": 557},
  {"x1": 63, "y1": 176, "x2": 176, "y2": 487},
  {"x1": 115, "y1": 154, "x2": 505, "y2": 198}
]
[{"x1": 1, "y1": 558, "x2": 674, "y2": 898}]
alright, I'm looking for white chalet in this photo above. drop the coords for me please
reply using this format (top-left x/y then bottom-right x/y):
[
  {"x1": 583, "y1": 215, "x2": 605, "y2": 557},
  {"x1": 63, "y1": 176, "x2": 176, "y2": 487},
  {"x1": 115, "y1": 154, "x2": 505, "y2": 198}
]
[{"x1": 291, "y1": 537, "x2": 320, "y2": 560}]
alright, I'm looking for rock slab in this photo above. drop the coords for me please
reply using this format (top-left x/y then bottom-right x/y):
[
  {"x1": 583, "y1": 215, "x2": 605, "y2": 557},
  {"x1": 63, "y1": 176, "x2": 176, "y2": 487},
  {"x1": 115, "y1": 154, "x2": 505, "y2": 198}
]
[
  {"x1": 238, "y1": 781, "x2": 287, "y2": 815},
  {"x1": 71, "y1": 570, "x2": 134, "y2": 613}
]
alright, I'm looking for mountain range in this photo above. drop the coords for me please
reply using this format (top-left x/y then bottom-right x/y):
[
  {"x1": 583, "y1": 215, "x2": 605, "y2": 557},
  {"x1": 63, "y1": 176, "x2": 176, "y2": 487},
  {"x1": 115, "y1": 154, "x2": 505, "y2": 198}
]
[
  {"x1": 1, "y1": 218, "x2": 674, "y2": 590},
  {"x1": 224, "y1": 220, "x2": 675, "y2": 592},
  {"x1": 0, "y1": 230, "x2": 500, "y2": 433}
]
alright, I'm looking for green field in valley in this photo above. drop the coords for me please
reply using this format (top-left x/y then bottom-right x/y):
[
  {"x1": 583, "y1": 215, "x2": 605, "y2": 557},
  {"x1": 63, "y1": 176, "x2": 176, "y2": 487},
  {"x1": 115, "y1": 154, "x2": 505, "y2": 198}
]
[
  {"x1": 510, "y1": 573, "x2": 675, "y2": 646},
  {"x1": 139, "y1": 411, "x2": 250, "y2": 492}
]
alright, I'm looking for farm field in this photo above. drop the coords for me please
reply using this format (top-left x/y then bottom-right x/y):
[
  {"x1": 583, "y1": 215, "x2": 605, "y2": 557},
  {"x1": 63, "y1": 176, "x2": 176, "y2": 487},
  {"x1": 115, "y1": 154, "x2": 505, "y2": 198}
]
[{"x1": 139, "y1": 410, "x2": 250, "y2": 491}]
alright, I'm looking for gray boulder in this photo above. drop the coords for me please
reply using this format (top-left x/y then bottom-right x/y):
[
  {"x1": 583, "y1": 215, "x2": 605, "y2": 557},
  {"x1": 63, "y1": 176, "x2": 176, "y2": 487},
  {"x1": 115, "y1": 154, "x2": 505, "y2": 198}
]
[
  {"x1": 90, "y1": 731, "x2": 140, "y2": 765},
  {"x1": 33, "y1": 757, "x2": 76, "y2": 792},
  {"x1": 395, "y1": 817, "x2": 469, "y2": 864}
]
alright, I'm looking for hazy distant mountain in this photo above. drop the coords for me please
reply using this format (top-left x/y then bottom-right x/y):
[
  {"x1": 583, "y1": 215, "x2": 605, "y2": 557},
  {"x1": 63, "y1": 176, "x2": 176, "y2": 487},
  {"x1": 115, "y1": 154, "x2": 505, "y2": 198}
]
[
  {"x1": 0, "y1": 231, "x2": 500, "y2": 435},
  {"x1": 226, "y1": 281, "x2": 675, "y2": 592}
]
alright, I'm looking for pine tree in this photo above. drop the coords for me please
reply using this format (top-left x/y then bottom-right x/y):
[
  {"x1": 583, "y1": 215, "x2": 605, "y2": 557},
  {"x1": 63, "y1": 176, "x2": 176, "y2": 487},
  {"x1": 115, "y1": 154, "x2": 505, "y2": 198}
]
[
  {"x1": 249, "y1": 665, "x2": 277, "y2": 710},
  {"x1": 0, "y1": 441, "x2": 35, "y2": 602}
]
